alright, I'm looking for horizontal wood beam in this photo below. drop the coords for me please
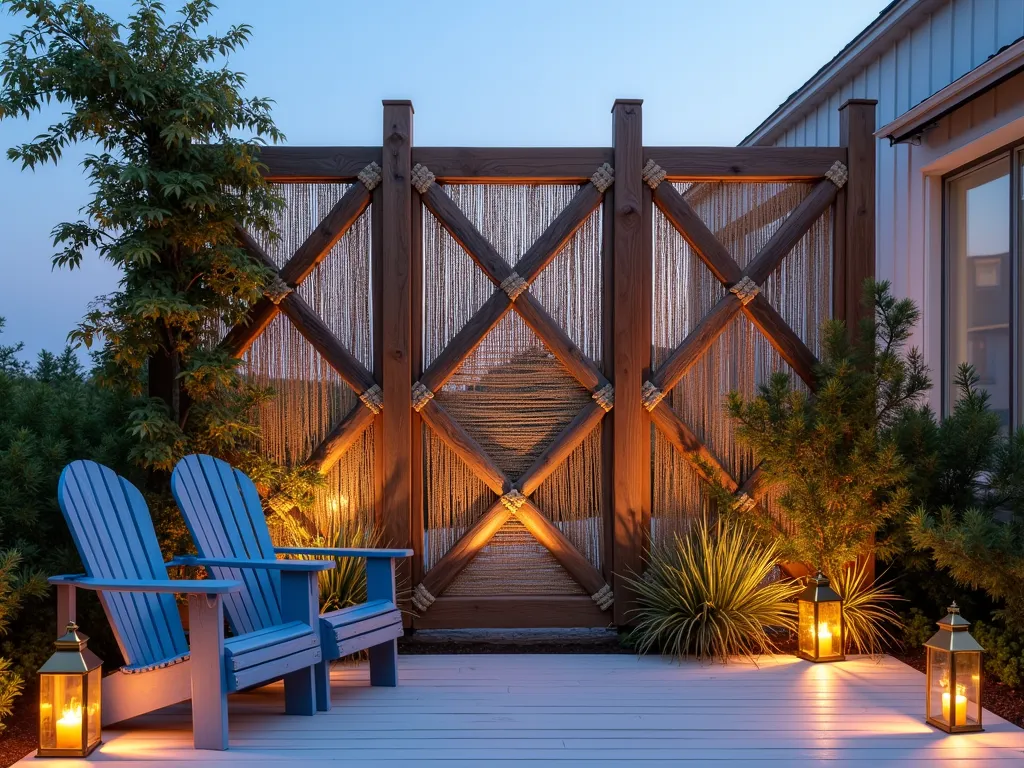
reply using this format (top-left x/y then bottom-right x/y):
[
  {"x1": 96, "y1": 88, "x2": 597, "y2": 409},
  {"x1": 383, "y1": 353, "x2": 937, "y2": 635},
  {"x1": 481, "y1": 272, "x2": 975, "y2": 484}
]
[
  {"x1": 650, "y1": 401, "x2": 738, "y2": 493},
  {"x1": 278, "y1": 184, "x2": 372, "y2": 286},
  {"x1": 304, "y1": 402, "x2": 376, "y2": 474},
  {"x1": 515, "y1": 293, "x2": 608, "y2": 393},
  {"x1": 645, "y1": 146, "x2": 847, "y2": 181},
  {"x1": 421, "y1": 183, "x2": 512, "y2": 285},
  {"x1": 743, "y1": 176, "x2": 839, "y2": 285},
  {"x1": 741, "y1": 294, "x2": 818, "y2": 389},
  {"x1": 418, "y1": 399, "x2": 510, "y2": 496},
  {"x1": 517, "y1": 402, "x2": 606, "y2": 497},
  {"x1": 258, "y1": 147, "x2": 382, "y2": 182},
  {"x1": 410, "y1": 148, "x2": 613, "y2": 183},
  {"x1": 412, "y1": 595, "x2": 609, "y2": 628},
  {"x1": 650, "y1": 294, "x2": 741, "y2": 393},
  {"x1": 652, "y1": 183, "x2": 742, "y2": 285},
  {"x1": 417, "y1": 502, "x2": 510, "y2": 601},
  {"x1": 516, "y1": 500, "x2": 608, "y2": 597},
  {"x1": 278, "y1": 292, "x2": 377, "y2": 394},
  {"x1": 515, "y1": 184, "x2": 604, "y2": 282}
]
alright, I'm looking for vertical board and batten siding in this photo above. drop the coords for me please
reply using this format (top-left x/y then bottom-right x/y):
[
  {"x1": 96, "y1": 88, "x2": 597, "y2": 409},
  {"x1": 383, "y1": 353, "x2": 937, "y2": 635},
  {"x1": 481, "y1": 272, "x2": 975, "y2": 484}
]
[{"x1": 756, "y1": 0, "x2": 1024, "y2": 402}]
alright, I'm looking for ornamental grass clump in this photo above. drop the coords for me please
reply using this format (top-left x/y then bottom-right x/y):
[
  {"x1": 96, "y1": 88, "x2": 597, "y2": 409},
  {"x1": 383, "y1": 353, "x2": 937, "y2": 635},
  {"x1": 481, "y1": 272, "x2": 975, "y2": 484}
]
[
  {"x1": 829, "y1": 559, "x2": 903, "y2": 655},
  {"x1": 626, "y1": 518, "x2": 800, "y2": 664}
]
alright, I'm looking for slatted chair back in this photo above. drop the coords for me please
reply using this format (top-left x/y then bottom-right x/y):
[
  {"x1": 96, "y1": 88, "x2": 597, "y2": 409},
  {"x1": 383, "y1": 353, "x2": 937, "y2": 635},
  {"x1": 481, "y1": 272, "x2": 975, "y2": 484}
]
[
  {"x1": 171, "y1": 454, "x2": 284, "y2": 636},
  {"x1": 57, "y1": 460, "x2": 190, "y2": 671}
]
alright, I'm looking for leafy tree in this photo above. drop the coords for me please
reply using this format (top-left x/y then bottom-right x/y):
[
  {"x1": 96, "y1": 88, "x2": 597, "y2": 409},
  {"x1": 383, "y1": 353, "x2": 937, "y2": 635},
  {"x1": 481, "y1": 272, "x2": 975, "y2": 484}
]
[
  {"x1": 724, "y1": 280, "x2": 930, "y2": 579},
  {"x1": 0, "y1": 0, "x2": 285, "y2": 474}
]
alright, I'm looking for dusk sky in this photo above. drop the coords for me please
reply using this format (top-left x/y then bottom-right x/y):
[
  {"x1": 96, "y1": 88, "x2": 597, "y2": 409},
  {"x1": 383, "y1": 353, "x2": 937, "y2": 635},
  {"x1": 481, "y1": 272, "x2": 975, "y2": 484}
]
[{"x1": 0, "y1": 0, "x2": 889, "y2": 361}]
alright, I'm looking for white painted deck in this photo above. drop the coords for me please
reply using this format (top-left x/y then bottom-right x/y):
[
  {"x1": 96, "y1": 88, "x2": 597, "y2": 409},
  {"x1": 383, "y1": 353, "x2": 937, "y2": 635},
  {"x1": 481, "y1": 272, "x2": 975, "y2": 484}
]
[{"x1": 23, "y1": 654, "x2": 1024, "y2": 766}]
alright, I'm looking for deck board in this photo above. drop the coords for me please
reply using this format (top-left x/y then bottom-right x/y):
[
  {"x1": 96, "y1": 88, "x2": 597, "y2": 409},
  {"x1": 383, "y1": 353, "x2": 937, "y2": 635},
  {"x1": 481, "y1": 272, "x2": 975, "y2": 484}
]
[{"x1": 23, "y1": 654, "x2": 1024, "y2": 765}]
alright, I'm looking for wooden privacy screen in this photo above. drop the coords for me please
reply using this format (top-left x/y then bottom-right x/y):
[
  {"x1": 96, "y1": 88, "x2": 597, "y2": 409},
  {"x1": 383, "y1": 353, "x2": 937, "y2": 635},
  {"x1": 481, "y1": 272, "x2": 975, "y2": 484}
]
[{"x1": 222, "y1": 99, "x2": 876, "y2": 629}]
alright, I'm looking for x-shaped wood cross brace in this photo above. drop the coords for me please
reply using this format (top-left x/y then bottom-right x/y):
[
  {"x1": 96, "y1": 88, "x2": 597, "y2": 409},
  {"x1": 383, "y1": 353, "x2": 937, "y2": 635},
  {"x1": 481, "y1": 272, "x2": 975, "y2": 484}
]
[
  {"x1": 641, "y1": 159, "x2": 846, "y2": 511},
  {"x1": 223, "y1": 163, "x2": 387, "y2": 481},
  {"x1": 408, "y1": 163, "x2": 616, "y2": 613}
]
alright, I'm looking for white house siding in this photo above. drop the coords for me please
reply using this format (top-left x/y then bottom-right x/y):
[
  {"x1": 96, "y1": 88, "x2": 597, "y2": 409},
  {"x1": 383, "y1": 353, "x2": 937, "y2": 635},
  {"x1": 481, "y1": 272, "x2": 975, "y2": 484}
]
[{"x1": 747, "y1": 0, "x2": 1024, "y2": 412}]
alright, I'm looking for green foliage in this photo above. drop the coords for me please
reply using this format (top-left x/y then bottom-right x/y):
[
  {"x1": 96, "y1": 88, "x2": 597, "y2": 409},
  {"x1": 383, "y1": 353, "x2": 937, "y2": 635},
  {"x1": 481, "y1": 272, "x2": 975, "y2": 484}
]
[
  {"x1": 971, "y1": 621, "x2": 1024, "y2": 689},
  {"x1": 725, "y1": 280, "x2": 929, "y2": 578},
  {"x1": 625, "y1": 518, "x2": 801, "y2": 664},
  {"x1": 900, "y1": 608, "x2": 936, "y2": 650},
  {"x1": 828, "y1": 560, "x2": 903, "y2": 655},
  {"x1": 0, "y1": 0, "x2": 285, "y2": 473},
  {"x1": 901, "y1": 368, "x2": 1024, "y2": 632},
  {"x1": 276, "y1": 512, "x2": 383, "y2": 614},
  {"x1": 0, "y1": 549, "x2": 47, "y2": 732}
]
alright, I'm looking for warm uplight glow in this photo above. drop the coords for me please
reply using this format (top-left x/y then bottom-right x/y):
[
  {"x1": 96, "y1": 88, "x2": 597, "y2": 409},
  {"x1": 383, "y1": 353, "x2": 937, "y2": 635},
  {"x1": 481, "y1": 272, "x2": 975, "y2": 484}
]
[
  {"x1": 55, "y1": 701, "x2": 83, "y2": 750},
  {"x1": 941, "y1": 682, "x2": 968, "y2": 725},
  {"x1": 328, "y1": 495, "x2": 350, "y2": 515},
  {"x1": 817, "y1": 622, "x2": 833, "y2": 657}
]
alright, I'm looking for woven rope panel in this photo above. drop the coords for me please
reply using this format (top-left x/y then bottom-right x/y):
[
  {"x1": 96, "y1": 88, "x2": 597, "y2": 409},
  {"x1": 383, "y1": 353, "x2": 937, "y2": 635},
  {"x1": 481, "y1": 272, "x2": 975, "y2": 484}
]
[{"x1": 445, "y1": 518, "x2": 586, "y2": 596}]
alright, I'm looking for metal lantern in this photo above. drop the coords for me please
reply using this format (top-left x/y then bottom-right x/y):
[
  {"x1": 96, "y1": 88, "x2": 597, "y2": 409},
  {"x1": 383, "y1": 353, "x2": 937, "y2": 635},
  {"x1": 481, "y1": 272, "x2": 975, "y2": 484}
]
[
  {"x1": 925, "y1": 603, "x2": 984, "y2": 733},
  {"x1": 796, "y1": 572, "x2": 845, "y2": 662},
  {"x1": 37, "y1": 623, "x2": 102, "y2": 757}
]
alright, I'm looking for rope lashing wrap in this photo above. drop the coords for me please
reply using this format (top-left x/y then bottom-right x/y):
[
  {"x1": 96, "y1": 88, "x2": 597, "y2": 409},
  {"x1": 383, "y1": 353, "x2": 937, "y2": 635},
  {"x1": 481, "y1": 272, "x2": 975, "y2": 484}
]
[
  {"x1": 411, "y1": 381, "x2": 434, "y2": 412},
  {"x1": 499, "y1": 272, "x2": 529, "y2": 301},
  {"x1": 641, "y1": 159, "x2": 667, "y2": 189},
  {"x1": 411, "y1": 163, "x2": 436, "y2": 194},
  {"x1": 825, "y1": 161, "x2": 848, "y2": 188},
  {"x1": 357, "y1": 161, "x2": 383, "y2": 191},
  {"x1": 264, "y1": 275, "x2": 293, "y2": 305},
  {"x1": 499, "y1": 488, "x2": 527, "y2": 513},
  {"x1": 359, "y1": 384, "x2": 384, "y2": 415},
  {"x1": 411, "y1": 583, "x2": 435, "y2": 612},
  {"x1": 591, "y1": 383, "x2": 614, "y2": 412},
  {"x1": 735, "y1": 492, "x2": 757, "y2": 513},
  {"x1": 591, "y1": 584, "x2": 614, "y2": 611},
  {"x1": 729, "y1": 276, "x2": 760, "y2": 306},
  {"x1": 641, "y1": 380, "x2": 666, "y2": 411},
  {"x1": 590, "y1": 163, "x2": 615, "y2": 193}
]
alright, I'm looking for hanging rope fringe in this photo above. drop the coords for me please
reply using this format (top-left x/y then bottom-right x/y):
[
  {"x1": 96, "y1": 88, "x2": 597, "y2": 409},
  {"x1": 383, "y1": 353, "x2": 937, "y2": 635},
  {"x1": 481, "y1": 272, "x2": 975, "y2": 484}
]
[
  {"x1": 642, "y1": 159, "x2": 667, "y2": 189},
  {"x1": 591, "y1": 584, "x2": 614, "y2": 611},
  {"x1": 825, "y1": 161, "x2": 848, "y2": 188},
  {"x1": 729, "y1": 275, "x2": 760, "y2": 305},
  {"x1": 357, "y1": 162, "x2": 382, "y2": 191},
  {"x1": 499, "y1": 271, "x2": 529, "y2": 301},
  {"x1": 641, "y1": 380, "x2": 666, "y2": 411},
  {"x1": 499, "y1": 488, "x2": 527, "y2": 512},
  {"x1": 411, "y1": 164, "x2": 436, "y2": 194},
  {"x1": 591, "y1": 383, "x2": 614, "y2": 412},
  {"x1": 359, "y1": 384, "x2": 384, "y2": 414},
  {"x1": 411, "y1": 381, "x2": 434, "y2": 412},
  {"x1": 590, "y1": 163, "x2": 615, "y2": 193},
  {"x1": 411, "y1": 583, "x2": 435, "y2": 612},
  {"x1": 264, "y1": 275, "x2": 293, "y2": 305}
]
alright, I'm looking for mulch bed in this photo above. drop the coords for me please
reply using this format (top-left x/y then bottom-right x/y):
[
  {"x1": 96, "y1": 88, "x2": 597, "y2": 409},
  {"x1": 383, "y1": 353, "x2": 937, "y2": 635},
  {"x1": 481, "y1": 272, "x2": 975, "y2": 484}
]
[{"x1": 1, "y1": 681, "x2": 37, "y2": 768}]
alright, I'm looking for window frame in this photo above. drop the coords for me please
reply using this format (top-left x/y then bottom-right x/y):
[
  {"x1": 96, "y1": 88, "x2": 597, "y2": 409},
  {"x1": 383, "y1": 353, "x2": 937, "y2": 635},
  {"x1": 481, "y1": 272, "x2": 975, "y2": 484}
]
[{"x1": 942, "y1": 141, "x2": 1022, "y2": 425}]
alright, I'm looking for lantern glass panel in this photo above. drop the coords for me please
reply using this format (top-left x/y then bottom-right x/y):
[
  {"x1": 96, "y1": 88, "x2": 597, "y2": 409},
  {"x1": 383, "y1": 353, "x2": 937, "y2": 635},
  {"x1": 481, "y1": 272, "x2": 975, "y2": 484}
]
[
  {"x1": 955, "y1": 651, "x2": 982, "y2": 728},
  {"x1": 816, "y1": 600, "x2": 842, "y2": 659},
  {"x1": 929, "y1": 649, "x2": 952, "y2": 726},
  {"x1": 798, "y1": 599, "x2": 815, "y2": 657},
  {"x1": 86, "y1": 667, "x2": 102, "y2": 746},
  {"x1": 39, "y1": 673, "x2": 84, "y2": 752}
]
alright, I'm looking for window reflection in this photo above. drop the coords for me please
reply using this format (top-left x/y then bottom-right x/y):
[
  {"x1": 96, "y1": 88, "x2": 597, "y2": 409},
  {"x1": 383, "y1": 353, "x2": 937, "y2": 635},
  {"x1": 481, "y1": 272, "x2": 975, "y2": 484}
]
[{"x1": 947, "y1": 156, "x2": 1011, "y2": 429}]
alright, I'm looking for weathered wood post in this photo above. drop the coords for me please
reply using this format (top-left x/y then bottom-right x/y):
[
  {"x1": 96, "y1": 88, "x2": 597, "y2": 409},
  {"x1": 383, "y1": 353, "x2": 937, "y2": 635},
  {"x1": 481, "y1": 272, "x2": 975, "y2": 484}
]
[
  {"x1": 837, "y1": 98, "x2": 877, "y2": 582},
  {"x1": 611, "y1": 99, "x2": 649, "y2": 625},
  {"x1": 381, "y1": 100, "x2": 414, "y2": 603}
]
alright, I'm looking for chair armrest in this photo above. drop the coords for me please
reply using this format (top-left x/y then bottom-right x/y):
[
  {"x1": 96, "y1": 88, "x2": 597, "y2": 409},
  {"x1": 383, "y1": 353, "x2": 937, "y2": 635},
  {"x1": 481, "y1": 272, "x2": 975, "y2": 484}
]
[
  {"x1": 49, "y1": 574, "x2": 241, "y2": 595},
  {"x1": 167, "y1": 556, "x2": 335, "y2": 572},
  {"x1": 274, "y1": 547, "x2": 413, "y2": 560}
]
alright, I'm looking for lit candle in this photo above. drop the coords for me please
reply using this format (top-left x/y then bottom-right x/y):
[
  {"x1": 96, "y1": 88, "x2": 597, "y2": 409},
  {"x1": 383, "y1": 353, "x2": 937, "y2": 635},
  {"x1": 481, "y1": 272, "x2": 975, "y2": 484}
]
[
  {"x1": 941, "y1": 684, "x2": 968, "y2": 725},
  {"x1": 55, "y1": 704, "x2": 82, "y2": 750},
  {"x1": 817, "y1": 622, "x2": 833, "y2": 656}
]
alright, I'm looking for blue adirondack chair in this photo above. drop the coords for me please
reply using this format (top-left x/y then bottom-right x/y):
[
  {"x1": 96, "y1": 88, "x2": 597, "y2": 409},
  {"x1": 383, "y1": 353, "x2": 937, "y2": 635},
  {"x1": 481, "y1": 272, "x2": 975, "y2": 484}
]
[
  {"x1": 52, "y1": 460, "x2": 334, "y2": 750},
  {"x1": 170, "y1": 454, "x2": 411, "y2": 712}
]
